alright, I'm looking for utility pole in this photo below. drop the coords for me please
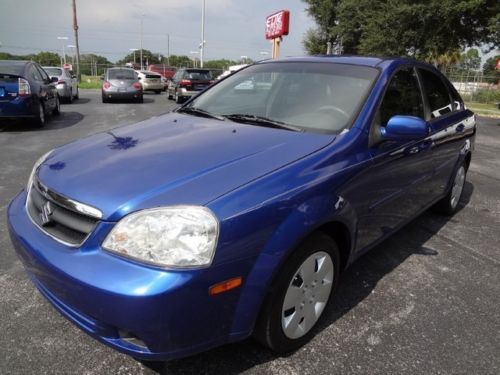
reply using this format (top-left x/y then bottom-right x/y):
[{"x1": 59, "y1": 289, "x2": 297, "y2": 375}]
[
  {"x1": 200, "y1": 0, "x2": 205, "y2": 68},
  {"x1": 167, "y1": 34, "x2": 170, "y2": 67},
  {"x1": 72, "y1": 0, "x2": 81, "y2": 81}
]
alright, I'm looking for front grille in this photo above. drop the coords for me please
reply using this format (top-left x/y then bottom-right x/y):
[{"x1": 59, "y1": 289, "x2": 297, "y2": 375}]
[{"x1": 26, "y1": 177, "x2": 100, "y2": 246}]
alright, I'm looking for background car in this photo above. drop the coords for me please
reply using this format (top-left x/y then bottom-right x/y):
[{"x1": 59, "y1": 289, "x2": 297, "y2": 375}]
[
  {"x1": 147, "y1": 64, "x2": 176, "y2": 80},
  {"x1": 216, "y1": 64, "x2": 248, "y2": 80},
  {"x1": 43, "y1": 66, "x2": 79, "y2": 103},
  {"x1": 101, "y1": 67, "x2": 143, "y2": 103},
  {"x1": 136, "y1": 70, "x2": 163, "y2": 94},
  {"x1": 0, "y1": 60, "x2": 60, "y2": 126},
  {"x1": 167, "y1": 68, "x2": 213, "y2": 103}
]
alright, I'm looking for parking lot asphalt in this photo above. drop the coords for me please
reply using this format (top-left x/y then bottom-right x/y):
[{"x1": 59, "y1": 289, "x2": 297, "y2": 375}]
[{"x1": 0, "y1": 90, "x2": 499, "y2": 375}]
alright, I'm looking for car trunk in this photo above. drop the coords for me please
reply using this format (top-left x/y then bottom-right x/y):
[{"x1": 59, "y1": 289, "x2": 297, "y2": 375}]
[{"x1": 0, "y1": 74, "x2": 21, "y2": 102}]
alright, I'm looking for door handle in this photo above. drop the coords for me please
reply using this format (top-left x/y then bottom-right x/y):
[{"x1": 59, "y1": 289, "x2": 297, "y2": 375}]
[{"x1": 455, "y1": 124, "x2": 465, "y2": 133}]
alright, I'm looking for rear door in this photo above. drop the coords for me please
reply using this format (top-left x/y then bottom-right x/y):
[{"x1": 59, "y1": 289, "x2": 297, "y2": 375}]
[
  {"x1": 30, "y1": 64, "x2": 56, "y2": 110},
  {"x1": 417, "y1": 67, "x2": 475, "y2": 197}
]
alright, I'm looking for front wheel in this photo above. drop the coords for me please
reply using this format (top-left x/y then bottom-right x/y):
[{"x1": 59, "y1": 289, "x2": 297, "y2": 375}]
[
  {"x1": 433, "y1": 162, "x2": 467, "y2": 215},
  {"x1": 255, "y1": 233, "x2": 340, "y2": 353}
]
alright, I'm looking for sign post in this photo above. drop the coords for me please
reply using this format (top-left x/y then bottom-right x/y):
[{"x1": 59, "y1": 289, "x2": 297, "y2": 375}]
[{"x1": 265, "y1": 10, "x2": 290, "y2": 59}]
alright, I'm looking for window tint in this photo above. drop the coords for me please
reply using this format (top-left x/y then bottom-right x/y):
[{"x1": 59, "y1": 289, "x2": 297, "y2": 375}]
[
  {"x1": 36, "y1": 65, "x2": 49, "y2": 81},
  {"x1": 379, "y1": 67, "x2": 424, "y2": 126},
  {"x1": 29, "y1": 65, "x2": 43, "y2": 81},
  {"x1": 107, "y1": 69, "x2": 136, "y2": 80},
  {"x1": 44, "y1": 68, "x2": 63, "y2": 77},
  {"x1": 418, "y1": 69, "x2": 453, "y2": 118},
  {"x1": 184, "y1": 70, "x2": 212, "y2": 80}
]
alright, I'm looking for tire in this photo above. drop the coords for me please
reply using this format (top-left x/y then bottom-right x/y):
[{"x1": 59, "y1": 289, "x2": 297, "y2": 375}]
[
  {"x1": 433, "y1": 162, "x2": 467, "y2": 215},
  {"x1": 254, "y1": 232, "x2": 340, "y2": 353},
  {"x1": 52, "y1": 95, "x2": 61, "y2": 116},
  {"x1": 74, "y1": 86, "x2": 79, "y2": 100},
  {"x1": 67, "y1": 90, "x2": 73, "y2": 104},
  {"x1": 167, "y1": 90, "x2": 173, "y2": 100},
  {"x1": 102, "y1": 95, "x2": 108, "y2": 103},
  {"x1": 155, "y1": 90, "x2": 161, "y2": 95},
  {"x1": 136, "y1": 95, "x2": 143, "y2": 103},
  {"x1": 35, "y1": 102, "x2": 46, "y2": 127},
  {"x1": 175, "y1": 90, "x2": 183, "y2": 104}
]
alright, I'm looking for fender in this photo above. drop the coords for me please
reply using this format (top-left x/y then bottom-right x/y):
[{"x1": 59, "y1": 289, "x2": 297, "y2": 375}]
[{"x1": 228, "y1": 192, "x2": 357, "y2": 337}]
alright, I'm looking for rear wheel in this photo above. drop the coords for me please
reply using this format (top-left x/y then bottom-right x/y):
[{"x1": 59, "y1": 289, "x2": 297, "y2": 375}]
[
  {"x1": 136, "y1": 95, "x2": 144, "y2": 103},
  {"x1": 35, "y1": 102, "x2": 46, "y2": 127},
  {"x1": 52, "y1": 95, "x2": 60, "y2": 115},
  {"x1": 74, "y1": 86, "x2": 79, "y2": 100},
  {"x1": 433, "y1": 162, "x2": 467, "y2": 215},
  {"x1": 67, "y1": 90, "x2": 73, "y2": 103},
  {"x1": 255, "y1": 233, "x2": 340, "y2": 353},
  {"x1": 102, "y1": 95, "x2": 108, "y2": 103},
  {"x1": 155, "y1": 90, "x2": 161, "y2": 95},
  {"x1": 175, "y1": 90, "x2": 183, "y2": 104}
]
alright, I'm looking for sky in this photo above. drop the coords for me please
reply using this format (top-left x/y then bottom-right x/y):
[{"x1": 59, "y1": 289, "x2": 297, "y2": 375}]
[{"x1": 0, "y1": 0, "x2": 316, "y2": 62}]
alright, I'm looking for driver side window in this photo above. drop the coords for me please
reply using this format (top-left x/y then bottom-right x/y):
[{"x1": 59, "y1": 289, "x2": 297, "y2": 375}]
[{"x1": 379, "y1": 67, "x2": 424, "y2": 126}]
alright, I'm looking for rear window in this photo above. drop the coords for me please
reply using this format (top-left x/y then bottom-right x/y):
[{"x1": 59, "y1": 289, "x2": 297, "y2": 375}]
[
  {"x1": 0, "y1": 61, "x2": 25, "y2": 76},
  {"x1": 184, "y1": 70, "x2": 212, "y2": 80},
  {"x1": 108, "y1": 69, "x2": 136, "y2": 80},
  {"x1": 44, "y1": 68, "x2": 63, "y2": 77}
]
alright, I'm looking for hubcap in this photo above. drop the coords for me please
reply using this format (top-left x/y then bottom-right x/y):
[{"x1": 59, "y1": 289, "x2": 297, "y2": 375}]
[
  {"x1": 281, "y1": 251, "x2": 334, "y2": 339},
  {"x1": 450, "y1": 166, "x2": 465, "y2": 209}
]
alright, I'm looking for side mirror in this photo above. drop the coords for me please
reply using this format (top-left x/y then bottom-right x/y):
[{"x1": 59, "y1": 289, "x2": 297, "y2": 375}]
[
  {"x1": 50, "y1": 76, "x2": 58, "y2": 83},
  {"x1": 380, "y1": 115, "x2": 429, "y2": 141}
]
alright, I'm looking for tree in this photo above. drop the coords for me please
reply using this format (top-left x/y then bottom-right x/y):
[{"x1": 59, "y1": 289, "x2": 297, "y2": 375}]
[
  {"x1": 167, "y1": 55, "x2": 194, "y2": 68},
  {"x1": 80, "y1": 54, "x2": 112, "y2": 76},
  {"x1": 32, "y1": 51, "x2": 61, "y2": 66},
  {"x1": 459, "y1": 48, "x2": 481, "y2": 71},
  {"x1": 302, "y1": 0, "x2": 500, "y2": 60},
  {"x1": 116, "y1": 49, "x2": 162, "y2": 67},
  {"x1": 483, "y1": 55, "x2": 500, "y2": 84}
]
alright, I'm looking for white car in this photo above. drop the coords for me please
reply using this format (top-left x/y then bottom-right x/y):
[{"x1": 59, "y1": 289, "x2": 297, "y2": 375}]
[{"x1": 136, "y1": 70, "x2": 163, "y2": 94}]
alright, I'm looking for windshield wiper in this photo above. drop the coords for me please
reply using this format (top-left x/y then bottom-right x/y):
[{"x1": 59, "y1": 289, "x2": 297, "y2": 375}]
[
  {"x1": 222, "y1": 114, "x2": 303, "y2": 132},
  {"x1": 177, "y1": 106, "x2": 225, "y2": 121}
]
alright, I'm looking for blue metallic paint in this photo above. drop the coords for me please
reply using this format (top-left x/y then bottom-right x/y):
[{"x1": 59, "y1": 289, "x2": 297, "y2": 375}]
[{"x1": 7, "y1": 56, "x2": 476, "y2": 360}]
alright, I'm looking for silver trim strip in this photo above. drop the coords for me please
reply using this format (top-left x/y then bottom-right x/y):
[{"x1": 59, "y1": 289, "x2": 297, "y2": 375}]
[{"x1": 34, "y1": 176, "x2": 103, "y2": 219}]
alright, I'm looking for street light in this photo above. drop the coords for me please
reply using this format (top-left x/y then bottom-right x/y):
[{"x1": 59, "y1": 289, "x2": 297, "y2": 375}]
[
  {"x1": 140, "y1": 14, "x2": 145, "y2": 70},
  {"x1": 57, "y1": 36, "x2": 69, "y2": 65},
  {"x1": 129, "y1": 48, "x2": 139, "y2": 64},
  {"x1": 200, "y1": 0, "x2": 205, "y2": 68}
]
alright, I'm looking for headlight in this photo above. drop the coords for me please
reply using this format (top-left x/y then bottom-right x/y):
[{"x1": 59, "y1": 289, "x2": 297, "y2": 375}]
[
  {"x1": 27, "y1": 150, "x2": 53, "y2": 192},
  {"x1": 103, "y1": 206, "x2": 219, "y2": 268}
]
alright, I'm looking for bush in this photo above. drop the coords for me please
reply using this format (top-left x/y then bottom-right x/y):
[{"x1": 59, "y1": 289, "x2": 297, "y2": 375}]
[{"x1": 462, "y1": 88, "x2": 500, "y2": 104}]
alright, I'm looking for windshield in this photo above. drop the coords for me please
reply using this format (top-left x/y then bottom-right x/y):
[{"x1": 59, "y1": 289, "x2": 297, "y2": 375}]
[
  {"x1": 188, "y1": 62, "x2": 378, "y2": 134},
  {"x1": 108, "y1": 69, "x2": 136, "y2": 80},
  {"x1": 44, "y1": 68, "x2": 63, "y2": 77}
]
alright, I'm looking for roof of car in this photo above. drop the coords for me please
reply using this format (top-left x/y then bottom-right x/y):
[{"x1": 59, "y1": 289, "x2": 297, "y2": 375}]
[
  {"x1": 0, "y1": 60, "x2": 30, "y2": 66},
  {"x1": 260, "y1": 55, "x2": 418, "y2": 67}
]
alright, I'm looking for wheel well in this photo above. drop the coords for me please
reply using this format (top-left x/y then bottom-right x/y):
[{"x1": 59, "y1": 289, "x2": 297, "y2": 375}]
[{"x1": 316, "y1": 221, "x2": 352, "y2": 272}]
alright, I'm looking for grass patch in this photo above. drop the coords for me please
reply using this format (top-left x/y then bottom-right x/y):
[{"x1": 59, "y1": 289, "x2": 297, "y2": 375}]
[
  {"x1": 79, "y1": 75, "x2": 101, "y2": 89},
  {"x1": 465, "y1": 102, "x2": 500, "y2": 118}
]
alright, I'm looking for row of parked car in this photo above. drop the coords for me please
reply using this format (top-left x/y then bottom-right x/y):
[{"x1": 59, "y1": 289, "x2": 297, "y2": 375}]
[
  {"x1": 100, "y1": 66, "x2": 215, "y2": 104},
  {"x1": 0, "y1": 59, "x2": 237, "y2": 126}
]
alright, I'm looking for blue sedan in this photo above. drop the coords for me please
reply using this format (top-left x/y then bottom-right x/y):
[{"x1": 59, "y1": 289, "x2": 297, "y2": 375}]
[
  {"x1": 0, "y1": 60, "x2": 60, "y2": 126},
  {"x1": 7, "y1": 56, "x2": 475, "y2": 360}
]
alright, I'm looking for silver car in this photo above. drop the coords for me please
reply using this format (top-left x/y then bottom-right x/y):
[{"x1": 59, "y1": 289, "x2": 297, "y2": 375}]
[
  {"x1": 136, "y1": 71, "x2": 163, "y2": 94},
  {"x1": 43, "y1": 67, "x2": 79, "y2": 103}
]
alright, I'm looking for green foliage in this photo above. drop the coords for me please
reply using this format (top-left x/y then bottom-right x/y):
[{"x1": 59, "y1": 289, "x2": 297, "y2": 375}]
[
  {"x1": 204, "y1": 59, "x2": 237, "y2": 70},
  {"x1": 302, "y1": 28, "x2": 329, "y2": 54},
  {"x1": 32, "y1": 51, "x2": 61, "y2": 66},
  {"x1": 482, "y1": 55, "x2": 500, "y2": 84},
  {"x1": 302, "y1": 0, "x2": 500, "y2": 59},
  {"x1": 116, "y1": 49, "x2": 162, "y2": 66},
  {"x1": 80, "y1": 54, "x2": 113, "y2": 76},
  {"x1": 460, "y1": 49, "x2": 481, "y2": 71},
  {"x1": 166, "y1": 55, "x2": 194, "y2": 68}
]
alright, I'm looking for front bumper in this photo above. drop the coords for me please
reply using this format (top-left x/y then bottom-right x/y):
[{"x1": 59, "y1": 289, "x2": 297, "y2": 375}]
[{"x1": 7, "y1": 190, "x2": 252, "y2": 360}]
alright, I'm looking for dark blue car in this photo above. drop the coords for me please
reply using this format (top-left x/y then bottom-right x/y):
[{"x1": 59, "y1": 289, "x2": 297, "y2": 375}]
[
  {"x1": 7, "y1": 56, "x2": 475, "y2": 360},
  {"x1": 0, "y1": 60, "x2": 60, "y2": 126}
]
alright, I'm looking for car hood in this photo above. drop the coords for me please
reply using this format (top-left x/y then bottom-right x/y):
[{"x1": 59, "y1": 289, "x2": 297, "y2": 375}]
[{"x1": 37, "y1": 113, "x2": 334, "y2": 221}]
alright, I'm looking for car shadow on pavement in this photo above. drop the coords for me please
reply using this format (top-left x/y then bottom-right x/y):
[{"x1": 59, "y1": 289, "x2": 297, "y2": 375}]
[
  {"x1": 0, "y1": 111, "x2": 84, "y2": 132},
  {"x1": 141, "y1": 182, "x2": 474, "y2": 375},
  {"x1": 73, "y1": 98, "x2": 91, "y2": 104}
]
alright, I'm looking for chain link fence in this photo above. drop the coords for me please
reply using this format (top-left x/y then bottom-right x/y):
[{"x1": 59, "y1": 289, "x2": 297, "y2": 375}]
[{"x1": 442, "y1": 68, "x2": 500, "y2": 105}]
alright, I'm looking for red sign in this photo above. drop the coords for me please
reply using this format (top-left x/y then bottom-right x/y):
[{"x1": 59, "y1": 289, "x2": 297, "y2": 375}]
[
  {"x1": 496, "y1": 58, "x2": 500, "y2": 71},
  {"x1": 63, "y1": 63, "x2": 73, "y2": 71},
  {"x1": 265, "y1": 10, "x2": 290, "y2": 40}
]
